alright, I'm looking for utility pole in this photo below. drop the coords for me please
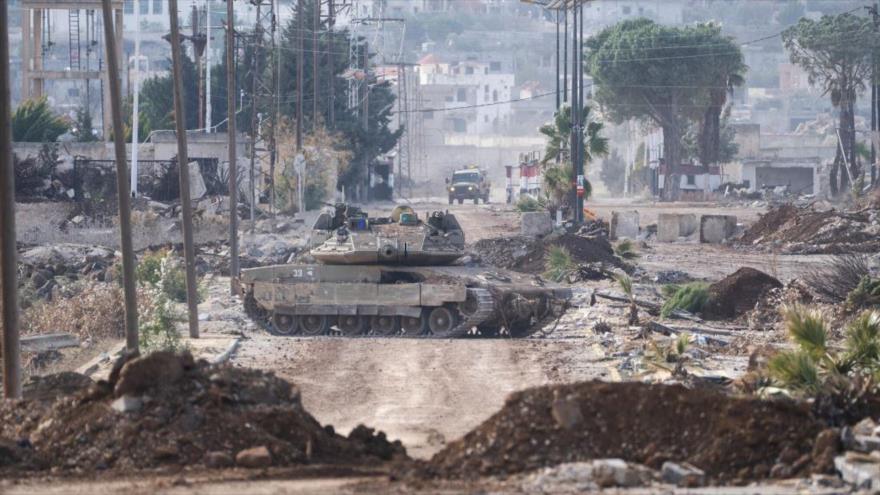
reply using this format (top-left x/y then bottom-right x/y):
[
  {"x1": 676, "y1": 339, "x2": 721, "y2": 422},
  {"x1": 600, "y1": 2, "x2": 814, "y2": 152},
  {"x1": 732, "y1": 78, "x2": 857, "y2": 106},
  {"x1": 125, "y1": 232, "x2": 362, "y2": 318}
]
[
  {"x1": 226, "y1": 0, "x2": 240, "y2": 293},
  {"x1": 555, "y1": 9, "x2": 560, "y2": 111},
  {"x1": 870, "y1": 3, "x2": 880, "y2": 187},
  {"x1": 0, "y1": 0, "x2": 21, "y2": 398},
  {"x1": 313, "y1": 0, "x2": 320, "y2": 129},
  {"x1": 570, "y1": 1, "x2": 579, "y2": 223},
  {"x1": 132, "y1": 0, "x2": 141, "y2": 196},
  {"x1": 248, "y1": 1, "x2": 262, "y2": 232},
  {"x1": 191, "y1": 5, "x2": 207, "y2": 131},
  {"x1": 296, "y1": 0, "x2": 304, "y2": 151},
  {"x1": 328, "y1": 0, "x2": 335, "y2": 127},
  {"x1": 169, "y1": 0, "x2": 201, "y2": 339},
  {"x1": 206, "y1": 0, "x2": 213, "y2": 132},
  {"x1": 563, "y1": 6, "x2": 568, "y2": 104},
  {"x1": 101, "y1": 0, "x2": 139, "y2": 352},
  {"x1": 576, "y1": 0, "x2": 585, "y2": 223}
]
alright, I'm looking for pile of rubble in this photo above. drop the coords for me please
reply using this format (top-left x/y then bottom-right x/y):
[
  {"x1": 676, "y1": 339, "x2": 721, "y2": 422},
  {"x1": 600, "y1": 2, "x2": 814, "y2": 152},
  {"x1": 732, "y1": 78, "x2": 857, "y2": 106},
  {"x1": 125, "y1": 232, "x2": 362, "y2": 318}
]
[
  {"x1": 424, "y1": 381, "x2": 833, "y2": 484},
  {"x1": 702, "y1": 267, "x2": 782, "y2": 320},
  {"x1": 470, "y1": 232, "x2": 624, "y2": 276},
  {"x1": 739, "y1": 204, "x2": 880, "y2": 254},
  {"x1": 16, "y1": 244, "x2": 116, "y2": 303},
  {"x1": 0, "y1": 352, "x2": 406, "y2": 474}
]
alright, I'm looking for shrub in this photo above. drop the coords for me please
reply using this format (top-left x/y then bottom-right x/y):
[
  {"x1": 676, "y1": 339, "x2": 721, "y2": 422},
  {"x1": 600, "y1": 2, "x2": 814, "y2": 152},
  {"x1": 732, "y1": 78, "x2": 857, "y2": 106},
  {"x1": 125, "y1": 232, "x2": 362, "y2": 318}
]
[
  {"x1": 614, "y1": 239, "x2": 639, "y2": 260},
  {"x1": 615, "y1": 273, "x2": 638, "y2": 325},
  {"x1": 768, "y1": 305, "x2": 880, "y2": 395},
  {"x1": 543, "y1": 246, "x2": 576, "y2": 283},
  {"x1": 139, "y1": 292, "x2": 184, "y2": 352},
  {"x1": 805, "y1": 254, "x2": 870, "y2": 303},
  {"x1": 661, "y1": 282, "x2": 710, "y2": 318},
  {"x1": 515, "y1": 195, "x2": 546, "y2": 212},
  {"x1": 847, "y1": 276, "x2": 880, "y2": 311},
  {"x1": 25, "y1": 282, "x2": 127, "y2": 340},
  {"x1": 136, "y1": 250, "x2": 166, "y2": 286}
]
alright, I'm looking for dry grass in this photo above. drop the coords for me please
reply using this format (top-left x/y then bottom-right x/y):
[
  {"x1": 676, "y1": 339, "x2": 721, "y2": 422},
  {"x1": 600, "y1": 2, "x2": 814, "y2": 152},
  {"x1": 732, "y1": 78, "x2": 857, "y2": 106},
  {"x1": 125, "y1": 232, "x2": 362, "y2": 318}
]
[{"x1": 23, "y1": 282, "x2": 152, "y2": 341}]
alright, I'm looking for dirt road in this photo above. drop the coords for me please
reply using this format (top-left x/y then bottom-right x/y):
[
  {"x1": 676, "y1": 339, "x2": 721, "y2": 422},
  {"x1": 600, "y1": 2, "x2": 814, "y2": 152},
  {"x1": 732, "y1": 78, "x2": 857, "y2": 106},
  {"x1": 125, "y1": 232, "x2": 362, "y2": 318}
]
[{"x1": 233, "y1": 334, "x2": 610, "y2": 459}]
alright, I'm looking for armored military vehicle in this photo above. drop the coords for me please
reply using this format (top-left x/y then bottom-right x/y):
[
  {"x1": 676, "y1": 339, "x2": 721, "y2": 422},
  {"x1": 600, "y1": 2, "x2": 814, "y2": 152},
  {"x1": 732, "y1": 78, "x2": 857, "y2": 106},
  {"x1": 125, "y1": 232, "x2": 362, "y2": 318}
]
[
  {"x1": 240, "y1": 204, "x2": 570, "y2": 338},
  {"x1": 447, "y1": 166, "x2": 491, "y2": 205}
]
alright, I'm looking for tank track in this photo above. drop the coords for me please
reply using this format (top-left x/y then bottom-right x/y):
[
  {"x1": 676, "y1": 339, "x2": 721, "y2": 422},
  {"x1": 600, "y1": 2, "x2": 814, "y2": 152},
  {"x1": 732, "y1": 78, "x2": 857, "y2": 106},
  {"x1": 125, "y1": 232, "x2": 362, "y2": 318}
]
[{"x1": 428, "y1": 288, "x2": 496, "y2": 338}]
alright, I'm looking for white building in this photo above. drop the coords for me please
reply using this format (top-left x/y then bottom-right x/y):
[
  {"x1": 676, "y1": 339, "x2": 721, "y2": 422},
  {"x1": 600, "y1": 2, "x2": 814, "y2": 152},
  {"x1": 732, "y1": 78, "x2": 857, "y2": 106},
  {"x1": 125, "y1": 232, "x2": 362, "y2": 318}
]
[{"x1": 417, "y1": 54, "x2": 515, "y2": 135}]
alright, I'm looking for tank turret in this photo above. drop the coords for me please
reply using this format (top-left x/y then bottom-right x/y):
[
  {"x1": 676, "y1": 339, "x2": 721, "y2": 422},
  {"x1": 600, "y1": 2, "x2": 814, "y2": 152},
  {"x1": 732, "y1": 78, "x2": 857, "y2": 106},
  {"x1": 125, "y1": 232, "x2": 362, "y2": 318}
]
[{"x1": 310, "y1": 205, "x2": 465, "y2": 266}]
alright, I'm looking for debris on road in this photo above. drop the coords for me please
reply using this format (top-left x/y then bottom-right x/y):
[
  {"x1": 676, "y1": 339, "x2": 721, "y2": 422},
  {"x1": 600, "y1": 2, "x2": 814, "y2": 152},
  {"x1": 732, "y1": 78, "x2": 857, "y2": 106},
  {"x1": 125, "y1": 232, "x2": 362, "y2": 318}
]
[
  {"x1": 424, "y1": 380, "x2": 829, "y2": 483},
  {"x1": 739, "y1": 204, "x2": 880, "y2": 254},
  {"x1": 0, "y1": 352, "x2": 407, "y2": 474}
]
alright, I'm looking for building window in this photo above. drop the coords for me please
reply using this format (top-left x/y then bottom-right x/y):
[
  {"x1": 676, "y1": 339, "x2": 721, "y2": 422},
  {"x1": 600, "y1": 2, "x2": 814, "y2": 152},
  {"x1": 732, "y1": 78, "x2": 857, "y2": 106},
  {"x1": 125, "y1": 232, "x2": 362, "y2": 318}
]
[
  {"x1": 493, "y1": 90, "x2": 498, "y2": 102},
  {"x1": 424, "y1": 110, "x2": 434, "y2": 120},
  {"x1": 153, "y1": 0, "x2": 162, "y2": 14},
  {"x1": 484, "y1": 85, "x2": 489, "y2": 92},
  {"x1": 124, "y1": 0, "x2": 134, "y2": 14},
  {"x1": 445, "y1": 96, "x2": 454, "y2": 102},
  {"x1": 622, "y1": 6, "x2": 631, "y2": 15},
  {"x1": 465, "y1": 66, "x2": 474, "y2": 75},
  {"x1": 686, "y1": 174, "x2": 696, "y2": 186},
  {"x1": 484, "y1": 68, "x2": 489, "y2": 75},
  {"x1": 457, "y1": 88, "x2": 467, "y2": 102},
  {"x1": 453, "y1": 119, "x2": 466, "y2": 132},
  {"x1": 140, "y1": 0, "x2": 149, "y2": 14},
  {"x1": 490, "y1": 61, "x2": 501, "y2": 72}
]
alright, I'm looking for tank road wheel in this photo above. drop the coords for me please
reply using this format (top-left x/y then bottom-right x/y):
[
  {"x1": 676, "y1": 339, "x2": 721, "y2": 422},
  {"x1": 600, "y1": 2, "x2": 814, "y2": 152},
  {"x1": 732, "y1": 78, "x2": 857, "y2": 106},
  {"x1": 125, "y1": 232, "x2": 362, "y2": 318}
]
[
  {"x1": 474, "y1": 197, "x2": 480, "y2": 205},
  {"x1": 271, "y1": 313, "x2": 300, "y2": 336},
  {"x1": 371, "y1": 315, "x2": 401, "y2": 337},
  {"x1": 401, "y1": 314, "x2": 426, "y2": 337},
  {"x1": 457, "y1": 198, "x2": 464, "y2": 205},
  {"x1": 299, "y1": 315, "x2": 332, "y2": 336},
  {"x1": 338, "y1": 315, "x2": 367, "y2": 337},
  {"x1": 428, "y1": 307, "x2": 459, "y2": 337}
]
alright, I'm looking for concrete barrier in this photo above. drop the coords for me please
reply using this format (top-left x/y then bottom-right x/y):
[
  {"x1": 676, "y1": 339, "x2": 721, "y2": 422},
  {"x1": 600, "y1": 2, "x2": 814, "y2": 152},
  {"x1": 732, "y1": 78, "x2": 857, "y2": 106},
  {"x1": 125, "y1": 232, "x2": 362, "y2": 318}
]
[
  {"x1": 658, "y1": 213, "x2": 698, "y2": 242},
  {"x1": 611, "y1": 211, "x2": 639, "y2": 240},
  {"x1": 521, "y1": 211, "x2": 553, "y2": 237},
  {"x1": 700, "y1": 215, "x2": 737, "y2": 244}
]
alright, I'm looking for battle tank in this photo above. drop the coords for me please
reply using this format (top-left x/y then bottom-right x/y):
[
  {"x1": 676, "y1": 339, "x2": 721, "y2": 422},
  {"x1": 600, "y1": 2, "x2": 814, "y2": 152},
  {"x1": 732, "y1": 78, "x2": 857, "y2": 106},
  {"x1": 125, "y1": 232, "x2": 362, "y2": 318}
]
[{"x1": 239, "y1": 204, "x2": 571, "y2": 338}]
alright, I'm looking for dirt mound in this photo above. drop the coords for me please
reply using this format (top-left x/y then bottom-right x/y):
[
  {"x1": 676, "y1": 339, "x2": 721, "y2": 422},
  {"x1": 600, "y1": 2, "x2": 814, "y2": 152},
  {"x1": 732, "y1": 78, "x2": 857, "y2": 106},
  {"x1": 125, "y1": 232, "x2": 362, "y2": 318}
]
[
  {"x1": 471, "y1": 233, "x2": 621, "y2": 274},
  {"x1": 739, "y1": 204, "x2": 880, "y2": 254},
  {"x1": 746, "y1": 279, "x2": 815, "y2": 331},
  {"x1": 0, "y1": 352, "x2": 406, "y2": 474},
  {"x1": 425, "y1": 381, "x2": 826, "y2": 483},
  {"x1": 702, "y1": 268, "x2": 783, "y2": 320}
]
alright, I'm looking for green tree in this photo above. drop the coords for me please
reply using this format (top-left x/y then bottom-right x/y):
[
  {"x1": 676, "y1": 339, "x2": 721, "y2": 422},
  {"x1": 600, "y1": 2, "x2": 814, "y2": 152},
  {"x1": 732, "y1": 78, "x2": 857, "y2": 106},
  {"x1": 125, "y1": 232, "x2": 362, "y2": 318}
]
[
  {"x1": 539, "y1": 104, "x2": 608, "y2": 166},
  {"x1": 207, "y1": 0, "x2": 401, "y2": 195},
  {"x1": 586, "y1": 19, "x2": 745, "y2": 199},
  {"x1": 782, "y1": 14, "x2": 877, "y2": 196},
  {"x1": 11, "y1": 98, "x2": 70, "y2": 142},
  {"x1": 276, "y1": 0, "x2": 401, "y2": 194},
  {"x1": 139, "y1": 51, "x2": 200, "y2": 134},
  {"x1": 72, "y1": 107, "x2": 98, "y2": 142}
]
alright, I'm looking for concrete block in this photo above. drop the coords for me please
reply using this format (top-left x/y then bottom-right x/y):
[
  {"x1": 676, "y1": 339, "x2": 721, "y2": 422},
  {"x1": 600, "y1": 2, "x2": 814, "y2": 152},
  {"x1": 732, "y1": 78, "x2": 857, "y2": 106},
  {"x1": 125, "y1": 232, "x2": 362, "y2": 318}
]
[
  {"x1": 661, "y1": 461, "x2": 705, "y2": 487},
  {"x1": 610, "y1": 211, "x2": 639, "y2": 240},
  {"x1": 111, "y1": 395, "x2": 143, "y2": 413},
  {"x1": 699, "y1": 215, "x2": 737, "y2": 244},
  {"x1": 835, "y1": 453, "x2": 880, "y2": 490},
  {"x1": 658, "y1": 214, "x2": 699, "y2": 242},
  {"x1": 521, "y1": 211, "x2": 553, "y2": 237},
  {"x1": 657, "y1": 214, "x2": 680, "y2": 242},
  {"x1": 678, "y1": 214, "x2": 698, "y2": 237}
]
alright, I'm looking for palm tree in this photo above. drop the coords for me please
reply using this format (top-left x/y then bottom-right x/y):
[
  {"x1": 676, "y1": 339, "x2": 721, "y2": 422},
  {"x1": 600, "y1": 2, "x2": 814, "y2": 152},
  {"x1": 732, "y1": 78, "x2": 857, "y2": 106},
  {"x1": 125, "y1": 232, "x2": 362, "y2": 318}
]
[
  {"x1": 11, "y1": 98, "x2": 70, "y2": 142},
  {"x1": 539, "y1": 104, "x2": 609, "y2": 165}
]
